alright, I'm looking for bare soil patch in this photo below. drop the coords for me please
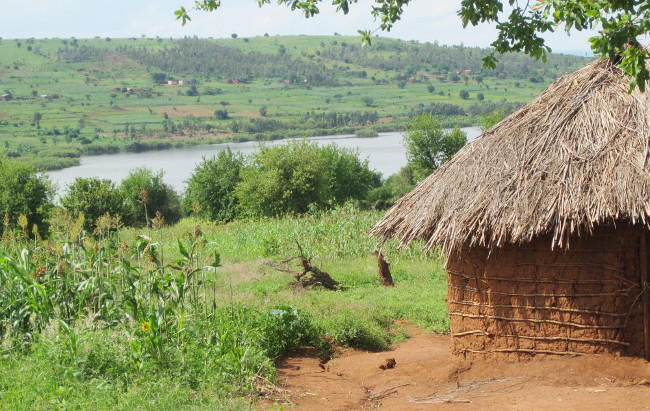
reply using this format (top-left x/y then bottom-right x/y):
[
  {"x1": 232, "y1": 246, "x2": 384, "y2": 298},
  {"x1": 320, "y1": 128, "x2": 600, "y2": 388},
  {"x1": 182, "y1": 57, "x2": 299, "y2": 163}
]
[{"x1": 260, "y1": 329, "x2": 650, "y2": 410}]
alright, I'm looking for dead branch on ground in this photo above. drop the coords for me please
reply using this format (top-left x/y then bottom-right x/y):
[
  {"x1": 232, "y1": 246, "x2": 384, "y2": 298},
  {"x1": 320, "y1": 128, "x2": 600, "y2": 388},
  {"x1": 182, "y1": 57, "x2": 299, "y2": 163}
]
[{"x1": 277, "y1": 241, "x2": 343, "y2": 290}]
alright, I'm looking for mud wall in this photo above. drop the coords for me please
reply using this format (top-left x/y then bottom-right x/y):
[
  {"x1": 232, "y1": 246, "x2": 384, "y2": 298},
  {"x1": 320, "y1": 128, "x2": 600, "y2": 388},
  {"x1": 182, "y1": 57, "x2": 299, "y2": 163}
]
[{"x1": 447, "y1": 226, "x2": 645, "y2": 361}]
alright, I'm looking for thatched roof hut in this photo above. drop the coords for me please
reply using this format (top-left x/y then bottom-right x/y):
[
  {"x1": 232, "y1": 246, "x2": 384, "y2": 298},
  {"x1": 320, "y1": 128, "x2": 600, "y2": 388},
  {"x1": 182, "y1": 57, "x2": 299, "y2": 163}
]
[{"x1": 372, "y1": 57, "x2": 650, "y2": 361}]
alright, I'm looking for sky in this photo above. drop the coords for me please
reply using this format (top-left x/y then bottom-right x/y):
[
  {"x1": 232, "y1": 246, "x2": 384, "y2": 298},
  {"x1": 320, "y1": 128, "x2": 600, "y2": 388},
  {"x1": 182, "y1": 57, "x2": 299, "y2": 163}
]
[{"x1": 1, "y1": 0, "x2": 598, "y2": 55}]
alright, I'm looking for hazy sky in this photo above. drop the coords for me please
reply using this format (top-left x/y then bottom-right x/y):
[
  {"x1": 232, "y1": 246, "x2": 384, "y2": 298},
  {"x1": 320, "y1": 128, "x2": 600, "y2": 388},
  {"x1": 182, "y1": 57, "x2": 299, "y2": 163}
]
[{"x1": 2, "y1": 1, "x2": 597, "y2": 54}]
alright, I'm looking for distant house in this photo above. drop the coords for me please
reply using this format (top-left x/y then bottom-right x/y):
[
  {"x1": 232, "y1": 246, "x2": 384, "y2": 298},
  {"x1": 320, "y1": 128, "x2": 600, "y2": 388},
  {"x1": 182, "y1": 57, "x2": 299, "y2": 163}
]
[
  {"x1": 463, "y1": 69, "x2": 473, "y2": 76},
  {"x1": 0, "y1": 94, "x2": 12, "y2": 101},
  {"x1": 167, "y1": 80, "x2": 184, "y2": 86}
]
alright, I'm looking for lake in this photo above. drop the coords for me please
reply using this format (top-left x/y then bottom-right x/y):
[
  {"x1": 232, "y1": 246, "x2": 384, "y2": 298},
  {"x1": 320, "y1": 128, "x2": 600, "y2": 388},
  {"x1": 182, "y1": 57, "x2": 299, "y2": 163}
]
[{"x1": 47, "y1": 127, "x2": 482, "y2": 194}]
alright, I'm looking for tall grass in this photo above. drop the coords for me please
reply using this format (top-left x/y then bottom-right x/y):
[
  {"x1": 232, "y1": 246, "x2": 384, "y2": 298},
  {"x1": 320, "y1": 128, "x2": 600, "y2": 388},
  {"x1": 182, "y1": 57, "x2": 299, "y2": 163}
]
[{"x1": 0, "y1": 205, "x2": 449, "y2": 409}]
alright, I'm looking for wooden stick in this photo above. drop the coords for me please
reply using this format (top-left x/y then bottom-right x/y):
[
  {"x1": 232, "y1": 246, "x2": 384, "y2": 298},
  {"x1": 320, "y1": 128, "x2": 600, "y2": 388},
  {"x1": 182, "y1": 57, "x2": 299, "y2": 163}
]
[
  {"x1": 449, "y1": 300, "x2": 627, "y2": 317},
  {"x1": 448, "y1": 269, "x2": 620, "y2": 284},
  {"x1": 448, "y1": 284, "x2": 627, "y2": 298},
  {"x1": 462, "y1": 348, "x2": 584, "y2": 356},
  {"x1": 451, "y1": 330, "x2": 629, "y2": 346},
  {"x1": 640, "y1": 228, "x2": 650, "y2": 360},
  {"x1": 448, "y1": 312, "x2": 623, "y2": 329}
]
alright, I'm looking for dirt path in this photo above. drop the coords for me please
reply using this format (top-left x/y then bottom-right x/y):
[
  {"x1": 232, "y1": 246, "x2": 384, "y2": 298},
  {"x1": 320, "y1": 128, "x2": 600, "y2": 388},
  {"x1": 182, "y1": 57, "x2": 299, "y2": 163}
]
[{"x1": 261, "y1": 330, "x2": 650, "y2": 410}]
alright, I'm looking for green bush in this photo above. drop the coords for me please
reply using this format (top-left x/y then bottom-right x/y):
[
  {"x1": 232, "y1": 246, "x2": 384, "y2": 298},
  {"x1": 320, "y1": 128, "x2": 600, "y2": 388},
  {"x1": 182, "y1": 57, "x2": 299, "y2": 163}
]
[
  {"x1": 366, "y1": 166, "x2": 415, "y2": 209},
  {"x1": 355, "y1": 127, "x2": 378, "y2": 138},
  {"x1": 120, "y1": 167, "x2": 181, "y2": 227},
  {"x1": 0, "y1": 158, "x2": 53, "y2": 231},
  {"x1": 61, "y1": 177, "x2": 124, "y2": 231},
  {"x1": 182, "y1": 148, "x2": 244, "y2": 222},
  {"x1": 404, "y1": 114, "x2": 467, "y2": 182},
  {"x1": 236, "y1": 140, "x2": 375, "y2": 217},
  {"x1": 320, "y1": 308, "x2": 391, "y2": 352},
  {"x1": 261, "y1": 305, "x2": 323, "y2": 358}
]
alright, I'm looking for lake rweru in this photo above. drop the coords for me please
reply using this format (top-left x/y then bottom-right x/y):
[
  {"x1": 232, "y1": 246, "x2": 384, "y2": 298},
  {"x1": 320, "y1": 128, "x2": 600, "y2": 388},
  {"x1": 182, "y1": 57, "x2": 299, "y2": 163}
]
[{"x1": 47, "y1": 127, "x2": 482, "y2": 194}]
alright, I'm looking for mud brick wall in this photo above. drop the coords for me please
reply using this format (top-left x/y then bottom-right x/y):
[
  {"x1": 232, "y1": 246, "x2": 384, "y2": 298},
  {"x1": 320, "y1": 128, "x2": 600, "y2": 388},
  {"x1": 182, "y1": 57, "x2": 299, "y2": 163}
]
[{"x1": 447, "y1": 226, "x2": 645, "y2": 361}]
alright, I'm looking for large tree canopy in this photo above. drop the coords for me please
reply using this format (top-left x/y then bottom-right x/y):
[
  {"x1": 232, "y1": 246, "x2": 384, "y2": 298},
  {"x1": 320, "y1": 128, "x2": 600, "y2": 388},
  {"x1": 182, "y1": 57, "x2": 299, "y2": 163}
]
[{"x1": 177, "y1": 1, "x2": 650, "y2": 90}]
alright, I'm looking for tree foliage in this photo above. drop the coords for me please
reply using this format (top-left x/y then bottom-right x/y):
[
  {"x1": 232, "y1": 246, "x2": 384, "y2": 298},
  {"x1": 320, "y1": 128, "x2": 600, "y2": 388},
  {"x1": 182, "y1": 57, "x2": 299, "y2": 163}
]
[
  {"x1": 120, "y1": 168, "x2": 181, "y2": 227},
  {"x1": 178, "y1": 1, "x2": 650, "y2": 90},
  {"x1": 0, "y1": 158, "x2": 53, "y2": 231},
  {"x1": 183, "y1": 148, "x2": 244, "y2": 222},
  {"x1": 124, "y1": 38, "x2": 335, "y2": 86},
  {"x1": 236, "y1": 140, "x2": 375, "y2": 217},
  {"x1": 61, "y1": 178, "x2": 124, "y2": 231},
  {"x1": 404, "y1": 114, "x2": 467, "y2": 182}
]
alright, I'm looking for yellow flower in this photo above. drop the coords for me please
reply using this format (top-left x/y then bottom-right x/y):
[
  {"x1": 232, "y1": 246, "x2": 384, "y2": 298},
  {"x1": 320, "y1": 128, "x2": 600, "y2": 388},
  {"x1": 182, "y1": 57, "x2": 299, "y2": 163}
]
[{"x1": 141, "y1": 321, "x2": 151, "y2": 332}]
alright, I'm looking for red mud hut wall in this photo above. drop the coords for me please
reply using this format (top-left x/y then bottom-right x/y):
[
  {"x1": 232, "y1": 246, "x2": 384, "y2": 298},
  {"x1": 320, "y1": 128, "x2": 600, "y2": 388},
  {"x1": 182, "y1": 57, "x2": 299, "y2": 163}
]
[{"x1": 447, "y1": 226, "x2": 646, "y2": 361}]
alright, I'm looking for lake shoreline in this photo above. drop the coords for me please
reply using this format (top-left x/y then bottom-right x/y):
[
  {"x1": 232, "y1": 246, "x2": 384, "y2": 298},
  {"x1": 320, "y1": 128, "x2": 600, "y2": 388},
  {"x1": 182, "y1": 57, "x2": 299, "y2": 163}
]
[{"x1": 47, "y1": 127, "x2": 482, "y2": 194}]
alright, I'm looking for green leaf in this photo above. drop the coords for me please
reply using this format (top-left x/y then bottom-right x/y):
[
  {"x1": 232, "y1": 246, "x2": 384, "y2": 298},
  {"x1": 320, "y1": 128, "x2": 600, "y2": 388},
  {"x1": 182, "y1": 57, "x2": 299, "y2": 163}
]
[{"x1": 177, "y1": 239, "x2": 189, "y2": 259}]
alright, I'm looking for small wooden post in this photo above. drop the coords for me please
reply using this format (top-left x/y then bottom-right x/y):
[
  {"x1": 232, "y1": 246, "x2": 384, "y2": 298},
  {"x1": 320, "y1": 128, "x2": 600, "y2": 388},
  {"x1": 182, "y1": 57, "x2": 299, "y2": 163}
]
[
  {"x1": 640, "y1": 228, "x2": 650, "y2": 361},
  {"x1": 374, "y1": 250, "x2": 394, "y2": 287}
]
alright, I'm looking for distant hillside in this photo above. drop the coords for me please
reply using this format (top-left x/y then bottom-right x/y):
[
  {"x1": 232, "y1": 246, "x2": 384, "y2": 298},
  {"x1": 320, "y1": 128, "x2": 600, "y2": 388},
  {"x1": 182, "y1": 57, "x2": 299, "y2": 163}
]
[{"x1": 0, "y1": 35, "x2": 591, "y2": 171}]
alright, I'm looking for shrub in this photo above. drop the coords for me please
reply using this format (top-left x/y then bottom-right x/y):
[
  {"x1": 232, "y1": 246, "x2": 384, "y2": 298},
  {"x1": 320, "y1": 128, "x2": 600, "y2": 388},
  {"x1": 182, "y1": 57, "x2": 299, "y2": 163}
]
[
  {"x1": 321, "y1": 308, "x2": 391, "y2": 352},
  {"x1": 0, "y1": 158, "x2": 53, "y2": 231},
  {"x1": 403, "y1": 114, "x2": 467, "y2": 181},
  {"x1": 355, "y1": 127, "x2": 378, "y2": 138},
  {"x1": 367, "y1": 166, "x2": 415, "y2": 209},
  {"x1": 120, "y1": 168, "x2": 181, "y2": 227},
  {"x1": 236, "y1": 140, "x2": 375, "y2": 217},
  {"x1": 61, "y1": 177, "x2": 124, "y2": 231},
  {"x1": 182, "y1": 148, "x2": 244, "y2": 222},
  {"x1": 261, "y1": 305, "x2": 323, "y2": 358},
  {"x1": 214, "y1": 109, "x2": 229, "y2": 120}
]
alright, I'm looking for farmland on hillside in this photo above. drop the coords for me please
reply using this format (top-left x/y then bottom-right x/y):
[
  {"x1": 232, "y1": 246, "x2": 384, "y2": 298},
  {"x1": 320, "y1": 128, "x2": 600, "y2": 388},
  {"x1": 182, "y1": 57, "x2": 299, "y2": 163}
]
[{"x1": 0, "y1": 35, "x2": 589, "y2": 170}]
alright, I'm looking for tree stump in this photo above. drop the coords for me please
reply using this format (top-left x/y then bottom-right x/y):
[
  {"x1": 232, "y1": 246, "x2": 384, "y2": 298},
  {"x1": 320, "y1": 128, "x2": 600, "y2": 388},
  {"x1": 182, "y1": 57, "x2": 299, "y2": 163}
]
[{"x1": 374, "y1": 250, "x2": 394, "y2": 287}]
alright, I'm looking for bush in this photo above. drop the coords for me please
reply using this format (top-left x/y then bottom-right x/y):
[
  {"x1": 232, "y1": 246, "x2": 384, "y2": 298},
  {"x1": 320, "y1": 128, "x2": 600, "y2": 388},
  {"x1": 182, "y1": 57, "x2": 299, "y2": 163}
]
[
  {"x1": 321, "y1": 308, "x2": 391, "y2": 351},
  {"x1": 120, "y1": 168, "x2": 181, "y2": 227},
  {"x1": 214, "y1": 109, "x2": 229, "y2": 120},
  {"x1": 355, "y1": 127, "x2": 378, "y2": 138},
  {"x1": 367, "y1": 166, "x2": 415, "y2": 210},
  {"x1": 182, "y1": 148, "x2": 244, "y2": 222},
  {"x1": 404, "y1": 114, "x2": 467, "y2": 181},
  {"x1": 61, "y1": 178, "x2": 124, "y2": 231},
  {"x1": 0, "y1": 158, "x2": 53, "y2": 231},
  {"x1": 236, "y1": 140, "x2": 375, "y2": 217},
  {"x1": 261, "y1": 305, "x2": 323, "y2": 358}
]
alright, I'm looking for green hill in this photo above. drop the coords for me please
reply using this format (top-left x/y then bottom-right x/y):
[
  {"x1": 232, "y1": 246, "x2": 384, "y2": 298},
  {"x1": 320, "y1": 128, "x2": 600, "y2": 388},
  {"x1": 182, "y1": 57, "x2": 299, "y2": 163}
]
[{"x1": 0, "y1": 35, "x2": 591, "y2": 170}]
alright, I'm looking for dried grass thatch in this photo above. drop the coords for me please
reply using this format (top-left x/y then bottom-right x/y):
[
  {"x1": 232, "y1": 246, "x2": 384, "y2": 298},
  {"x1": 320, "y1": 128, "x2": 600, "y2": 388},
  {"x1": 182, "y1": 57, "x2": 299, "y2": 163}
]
[{"x1": 372, "y1": 57, "x2": 650, "y2": 252}]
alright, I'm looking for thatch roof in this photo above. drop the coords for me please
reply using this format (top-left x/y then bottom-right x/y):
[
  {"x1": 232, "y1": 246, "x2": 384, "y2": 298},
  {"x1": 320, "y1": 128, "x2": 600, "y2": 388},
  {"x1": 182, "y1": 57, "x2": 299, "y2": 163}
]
[{"x1": 372, "y1": 57, "x2": 650, "y2": 252}]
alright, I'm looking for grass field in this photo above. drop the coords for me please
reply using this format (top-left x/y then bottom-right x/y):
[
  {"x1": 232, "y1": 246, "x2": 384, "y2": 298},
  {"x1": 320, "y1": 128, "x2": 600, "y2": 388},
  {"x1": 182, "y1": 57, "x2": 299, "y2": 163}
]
[
  {"x1": 0, "y1": 205, "x2": 447, "y2": 409},
  {"x1": 0, "y1": 36, "x2": 590, "y2": 170}
]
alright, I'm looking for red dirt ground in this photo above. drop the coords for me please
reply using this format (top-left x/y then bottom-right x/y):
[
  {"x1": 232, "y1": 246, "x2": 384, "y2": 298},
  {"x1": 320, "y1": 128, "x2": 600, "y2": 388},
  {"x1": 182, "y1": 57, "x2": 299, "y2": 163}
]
[{"x1": 260, "y1": 329, "x2": 650, "y2": 410}]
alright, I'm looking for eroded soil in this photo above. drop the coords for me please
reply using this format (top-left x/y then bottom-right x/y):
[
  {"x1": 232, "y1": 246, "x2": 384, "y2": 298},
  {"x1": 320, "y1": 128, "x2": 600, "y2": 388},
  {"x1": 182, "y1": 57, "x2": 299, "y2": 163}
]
[{"x1": 260, "y1": 330, "x2": 650, "y2": 410}]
